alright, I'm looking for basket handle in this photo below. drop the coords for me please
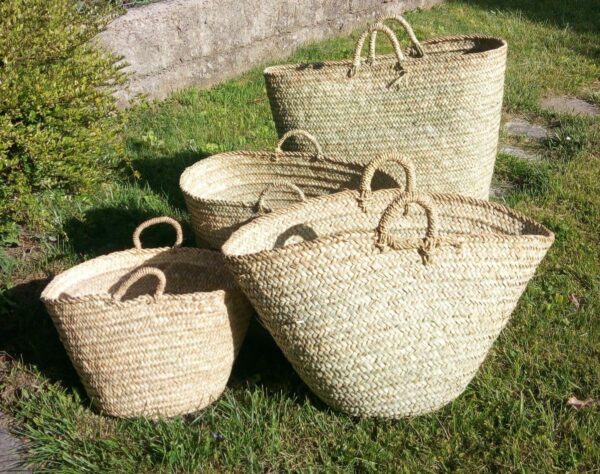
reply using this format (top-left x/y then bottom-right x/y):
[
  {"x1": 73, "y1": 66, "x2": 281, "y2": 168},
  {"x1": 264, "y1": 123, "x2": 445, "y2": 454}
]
[
  {"x1": 275, "y1": 129, "x2": 324, "y2": 161},
  {"x1": 359, "y1": 154, "x2": 416, "y2": 202},
  {"x1": 257, "y1": 181, "x2": 307, "y2": 214},
  {"x1": 377, "y1": 192, "x2": 438, "y2": 264},
  {"x1": 133, "y1": 217, "x2": 183, "y2": 249},
  {"x1": 113, "y1": 267, "x2": 166, "y2": 301},
  {"x1": 349, "y1": 24, "x2": 405, "y2": 80},
  {"x1": 367, "y1": 15, "x2": 425, "y2": 63}
]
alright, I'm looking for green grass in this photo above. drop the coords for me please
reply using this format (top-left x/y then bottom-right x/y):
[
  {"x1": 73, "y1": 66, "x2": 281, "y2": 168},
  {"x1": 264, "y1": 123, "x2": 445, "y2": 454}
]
[{"x1": 1, "y1": 0, "x2": 600, "y2": 471}]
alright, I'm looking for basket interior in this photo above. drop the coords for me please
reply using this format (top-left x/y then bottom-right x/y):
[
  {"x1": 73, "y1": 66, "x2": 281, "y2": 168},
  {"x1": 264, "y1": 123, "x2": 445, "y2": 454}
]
[
  {"x1": 417, "y1": 36, "x2": 506, "y2": 56},
  {"x1": 43, "y1": 248, "x2": 233, "y2": 302},
  {"x1": 372, "y1": 36, "x2": 506, "y2": 63},
  {"x1": 224, "y1": 190, "x2": 552, "y2": 257},
  {"x1": 264, "y1": 36, "x2": 506, "y2": 75},
  {"x1": 180, "y1": 153, "x2": 403, "y2": 207}
]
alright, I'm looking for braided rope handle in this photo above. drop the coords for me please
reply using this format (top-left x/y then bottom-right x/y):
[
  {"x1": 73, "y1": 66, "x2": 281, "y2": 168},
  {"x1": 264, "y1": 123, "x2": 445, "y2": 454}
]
[
  {"x1": 275, "y1": 129, "x2": 323, "y2": 161},
  {"x1": 132, "y1": 217, "x2": 183, "y2": 249},
  {"x1": 257, "y1": 181, "x2": 307, "y2": 214},
  {"x1": 368, "y1": 15, "x2": 425, "y2": 63},
  {"x1": 359, "y1": 154, "x2": 417, "y2": 201},
  {"x1": 113, "y1": 267, "x2": 166, "y2": 301},
  {"x1": 377, "y1": 192, "x2": 438, "y2": 264},
  {"x1": 349, "y1": 23, "x2": 405, "y2": 78}
]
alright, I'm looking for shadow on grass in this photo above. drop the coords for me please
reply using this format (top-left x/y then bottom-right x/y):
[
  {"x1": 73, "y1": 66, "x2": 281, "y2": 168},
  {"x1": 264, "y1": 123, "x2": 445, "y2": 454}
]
[
  {"x1": 0, "y1": 278, "x2": 82, "y2": 392},
  {"x1": 63, "y1": 207, "x2": 197, "y2": 258},
  {"x1": 128, "y1": 138, "x2": 210, "y2": 212},
  {"x1": 228, "y1": 319, "x2": 324, "y2": 407},
  {"x1": 65, "y1": 207, "x2": 157, "y2": 257},
  {"x1": 468, "y1": 0, "x2": 599, "y2": 35}
]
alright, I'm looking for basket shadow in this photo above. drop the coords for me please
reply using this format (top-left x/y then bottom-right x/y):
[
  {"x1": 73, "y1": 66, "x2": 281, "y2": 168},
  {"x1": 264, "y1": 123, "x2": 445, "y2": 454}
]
[
  {"x1": 63, "y1": 207, "x2": 196, "y2": 258},
  {"x1": 228, "y1": 317, "x2": 326, "y2": 408},
  {"x1": 0, "y1": 278, "x2": 82, "y2": 391},
  {"x1": 129, "y1": 138, "x2": 210, "y2": 212}
]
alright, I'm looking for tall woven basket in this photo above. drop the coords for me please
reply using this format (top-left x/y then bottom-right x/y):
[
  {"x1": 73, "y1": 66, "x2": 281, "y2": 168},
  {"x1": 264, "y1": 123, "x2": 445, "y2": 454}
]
[
  {"x1": 264, "y1": 15, "x2": 508, "y2": 199},
  {"x1": 222, "y1": 156, "x2": 554, "y2": 418},
  {"x1": 41, "y1": 217, "x2": 252, "y2": 418},
  {"x1": 180, "y1": 130, "x2": 405, "y2": 249}
]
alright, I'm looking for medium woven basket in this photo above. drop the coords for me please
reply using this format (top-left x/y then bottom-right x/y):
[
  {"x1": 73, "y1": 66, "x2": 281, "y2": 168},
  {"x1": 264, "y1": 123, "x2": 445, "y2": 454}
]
[
  {"x1": 264, "y1": 15, "x2": 508, "y2": 199},
  {"x1": 222, "y1": 156, "x2": 554, "y2": 418},
  {"x1": 41, "y1": 217, "x2": 252, "y2": 419},
  {"x1": 180, "y1": 130, "x2": 405, "y2": 249}
]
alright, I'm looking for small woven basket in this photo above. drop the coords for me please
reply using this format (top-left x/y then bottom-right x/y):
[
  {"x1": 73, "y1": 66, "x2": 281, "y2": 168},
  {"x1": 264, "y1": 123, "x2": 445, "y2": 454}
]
[
  {"x1": 41, "y1": 217, "x2": 252, "y2": 419},
  {"x1": 179, "y1": 130, "x2": 392, "y2": 249},
  {"x1": 264, "y1": 15, "x2": 508, "y2": 199},
  {"x1": 222, "y1": 156, "x2": 554, "y2": 418}
]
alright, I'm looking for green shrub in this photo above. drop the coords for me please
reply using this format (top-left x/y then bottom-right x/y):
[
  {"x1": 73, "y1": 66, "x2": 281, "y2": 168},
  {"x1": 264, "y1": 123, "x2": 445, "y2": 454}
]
[{"x1": 0, "y1": 0, "x2": 127, "y2": 237}]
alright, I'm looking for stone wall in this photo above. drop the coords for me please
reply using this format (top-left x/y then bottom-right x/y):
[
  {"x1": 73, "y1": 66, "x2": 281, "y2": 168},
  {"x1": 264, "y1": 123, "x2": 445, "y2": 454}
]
[{"x1": 100, "y1": 0, "x2": 445, "y2": 104}]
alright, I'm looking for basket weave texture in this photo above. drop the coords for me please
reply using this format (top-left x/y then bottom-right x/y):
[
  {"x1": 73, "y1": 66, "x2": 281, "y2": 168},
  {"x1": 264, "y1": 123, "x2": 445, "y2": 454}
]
[
  {"x1": 222, "y1": 157, "x2": 554, "y2": 418},
  {"x1": 180, "y1": 130, "x2": 405, "y2": 249},
  {"x1": 41, "y1": 217, "x2": 252, "y2": 418},
  {"x1": 264, "y1": 16, "x2": 508, "y2": 200}
]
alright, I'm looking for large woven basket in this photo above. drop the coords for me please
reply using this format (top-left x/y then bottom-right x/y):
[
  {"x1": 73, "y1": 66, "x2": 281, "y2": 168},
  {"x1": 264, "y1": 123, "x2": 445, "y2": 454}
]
[
  {"x1": 222, "y1": 156, "x2": 554, "y2": 418},
  {"x1": 180, "y1": 130, "x2": 405, "y2": 249},
  {"x1": 41, "y1": 217, "x2": 252, "y2": 418},
  {"x1": 264, "y1": 15, "x2": 508, "y2": 199}
]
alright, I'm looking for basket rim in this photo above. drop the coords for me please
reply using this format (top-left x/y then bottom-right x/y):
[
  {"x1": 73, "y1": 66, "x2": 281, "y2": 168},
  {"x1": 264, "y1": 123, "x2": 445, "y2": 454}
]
[
  {"x1": 179, "y1": 149, "x2": 360, "y2": 207},
  {"x1": 263, "y1": 34, "x2": 507, "y2": 76},
  {"x1": 222, "y1": 189, "x2": 554, "y2": 262},
  {"x1": 41, "y1": 246, "x2": 234, "y2": 307}
]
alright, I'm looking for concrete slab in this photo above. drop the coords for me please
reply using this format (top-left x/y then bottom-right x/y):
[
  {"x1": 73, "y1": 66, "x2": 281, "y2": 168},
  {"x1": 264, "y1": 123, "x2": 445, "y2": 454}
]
[
  {"x1": 540, "y1": 96, "x2": 599, "y2": 117},
  {"x1": 0, "y1": 414, "x2": 29, "y2": 473},
  {"x1": 504, "y1": 118, "x2": 549, "y2": 140},
  {"x1": 499, "y1": 144, "x2": 541, "y2": 162}
]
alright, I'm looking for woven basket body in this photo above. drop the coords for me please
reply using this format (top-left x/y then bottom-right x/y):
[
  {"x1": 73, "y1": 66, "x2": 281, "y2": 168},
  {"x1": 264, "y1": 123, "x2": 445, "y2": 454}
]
[
  {"x1": 42, "y1": 218, "x2": 251, "y2": 418},
  {"x1": 264, "y1": 19, "x2": 507, "y2": 200},
  {"x1": 180, "y1": 131, "x2": 405, "y2": 249},
  {"x1": 223, "y1": 186, "x2": 553, "y2": 417}
]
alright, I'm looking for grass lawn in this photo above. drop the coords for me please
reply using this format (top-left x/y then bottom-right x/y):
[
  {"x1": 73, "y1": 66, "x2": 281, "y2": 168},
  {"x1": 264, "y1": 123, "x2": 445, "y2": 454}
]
[{"x1": 1, "y1": 0, "x2": 600, "y2": 471}]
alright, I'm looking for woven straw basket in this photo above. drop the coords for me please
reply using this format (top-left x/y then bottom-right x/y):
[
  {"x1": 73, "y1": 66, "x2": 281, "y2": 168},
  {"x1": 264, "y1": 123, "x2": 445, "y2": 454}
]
[
  {"x1": 222, "y1": 155, "x2": 554, "y2": 418},
  {"x1": 264, "y1": 15, "x2": 508, "y2": 199},
  {"x1": 41, "y1": 217, "x2": 252, "y2": 418},
  {"x1": 180, "y1": 129, "x2": 405, "y2": 249}
]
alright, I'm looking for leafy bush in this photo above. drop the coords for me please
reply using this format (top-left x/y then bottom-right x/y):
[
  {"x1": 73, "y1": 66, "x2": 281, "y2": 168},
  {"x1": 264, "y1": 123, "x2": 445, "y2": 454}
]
[{"x1": 0, "y1": 0, "x2": 127, "y2": 237}]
